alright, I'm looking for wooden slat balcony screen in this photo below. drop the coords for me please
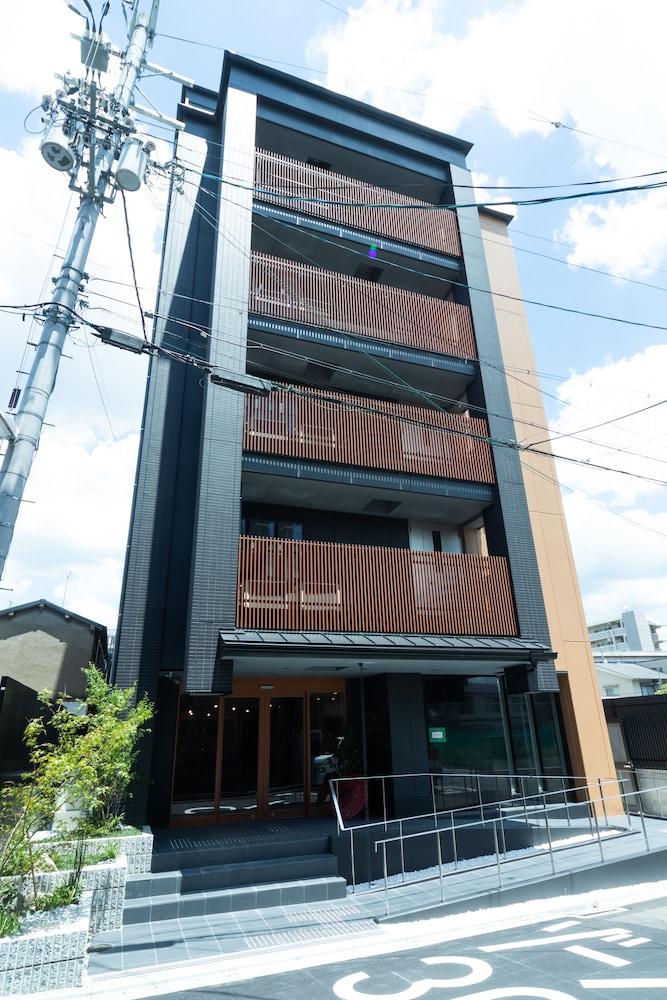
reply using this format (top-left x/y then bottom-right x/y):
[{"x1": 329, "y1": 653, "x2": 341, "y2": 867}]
[
  {"x1": 249, "y1": 253, "x2": 476, "y2": 359},
  {"x1": 243, "y1": 386, "x2": 495, "y2": 484},
  {"x1": 237, "y1": 536, "x2": 518, "y2": 637},
  {"x1": 254, "y1": 148, "x2": 462, "y2": 259}
]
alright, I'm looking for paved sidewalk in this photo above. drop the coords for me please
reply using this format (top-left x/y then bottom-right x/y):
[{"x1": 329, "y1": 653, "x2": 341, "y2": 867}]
[{"x1": 87, "y1": 815, "x2": 667, "y2": 979}]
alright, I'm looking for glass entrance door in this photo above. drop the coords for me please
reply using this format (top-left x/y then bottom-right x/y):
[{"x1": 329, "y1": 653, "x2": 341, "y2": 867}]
[
  {"x1": 267, "y1": 697, "x2": 305, "y2": 811},
  {"x1": 218, "y1": 694, "x2": 306, "y2": 820},
  {"x1": 219, "y1": 698, "x2": 260, "y2": 817},
  {"x1": 170, "y1": 679, "x2": 344, "y2": 825}
]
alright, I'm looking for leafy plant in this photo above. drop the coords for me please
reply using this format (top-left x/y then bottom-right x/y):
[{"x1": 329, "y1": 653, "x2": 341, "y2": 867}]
[
  {"x1": 0, "y1": 908, "x2": 21, "y2": 938},
  {"x1": 0, "y1": 666, "x2": 152, "y2": 930},
  {"x1": 24, "y1": 664, "x2": 153, "y2": 836}
]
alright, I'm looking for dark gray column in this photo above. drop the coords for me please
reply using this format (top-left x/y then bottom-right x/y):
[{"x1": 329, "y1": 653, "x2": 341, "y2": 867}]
[
  {"x1": 184, "y1": 88, "x2": 258, "y2": 692},
  {"x1": 451, "y1": 165, "x2": 550, "y2": 649},
  {"x1": 386, "y1": 674, "x2": 431, "y2": 817}
]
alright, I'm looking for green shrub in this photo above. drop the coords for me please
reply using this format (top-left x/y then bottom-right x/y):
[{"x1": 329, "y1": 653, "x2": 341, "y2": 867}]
[
  {"x1": 25, "y1": 665, "x2": 153, "y2": 836},
  {"x1": 0, "y1": 666, "x2": 152, "y2": 927},
  {"x1": 0, "y1": 908, "x2": 21, "y2": 938}
]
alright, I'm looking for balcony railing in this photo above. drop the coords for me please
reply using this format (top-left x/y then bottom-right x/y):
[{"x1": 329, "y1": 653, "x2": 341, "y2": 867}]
[
  {"x1": 237, "y1": 536, "x2": 518, "y2": 636},
  {"x1": 255, "y1": 148, "x2": 462, "y2": 258},
  {"x1": 243, "y1": 386, "x2": 495, "y2": 484},
  {"x1": 249, "y1": 253, "x2": 476, "y2": 359}
]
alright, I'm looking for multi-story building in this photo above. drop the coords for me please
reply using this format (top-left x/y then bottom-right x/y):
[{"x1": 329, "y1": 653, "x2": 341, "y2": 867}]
[
  {"x1": 588, "y1": 610, "x2": 662, "y2": 654},
  {"x1": 114, "y1": 54, "x2": 615, "y2": 826}
]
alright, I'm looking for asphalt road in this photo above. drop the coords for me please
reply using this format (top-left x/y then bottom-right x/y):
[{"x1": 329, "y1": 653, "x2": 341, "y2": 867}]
[{"x1": 159, "y1": 897, "x2": 667, "y2": 1000}]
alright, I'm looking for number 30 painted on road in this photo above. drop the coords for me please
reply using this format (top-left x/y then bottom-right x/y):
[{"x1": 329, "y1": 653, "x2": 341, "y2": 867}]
[{"x1": 332, "y1": 957, "x2": 578, "y2": 1000}]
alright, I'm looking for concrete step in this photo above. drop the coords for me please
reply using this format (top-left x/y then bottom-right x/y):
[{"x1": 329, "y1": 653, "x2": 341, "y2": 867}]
[
  {"x1": 123, "y1": 875, "x2": 347, "y2": 924},
  {"x1": 128, "y1": 852, "x2": 338, "y2": 899},
  {"x1": 150, "y1": 834, "x2": 332, "y2": 874}
]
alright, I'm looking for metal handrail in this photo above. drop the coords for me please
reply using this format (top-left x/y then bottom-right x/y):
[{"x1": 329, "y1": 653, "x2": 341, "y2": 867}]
[
  {"x1": 369, "y1": 780, "x2": 661, "y2": 915},
  {"x1": 329, "y1": 769, "x2": 620, "y2": 834},
  {"x1": 334, "y1": 774, "x2": 628, "y2": 898}
]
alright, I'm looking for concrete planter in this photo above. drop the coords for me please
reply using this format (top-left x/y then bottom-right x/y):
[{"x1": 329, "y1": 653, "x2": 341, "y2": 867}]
[
  {"x1": 2, "y1": 856, "x2": 126, "y2": 934},
  {"x1": 34, "y1": 856, "x2": 126, "y2": 933},
  {"x1": 86, "y1": 826, "x2": 153, "y2": 875},
  {"x1": 37, "y1": 824, "x2": 153, "y2": 875},
  {"x1": 0, "y1": 892, "x2": 91, "y2": 995}
]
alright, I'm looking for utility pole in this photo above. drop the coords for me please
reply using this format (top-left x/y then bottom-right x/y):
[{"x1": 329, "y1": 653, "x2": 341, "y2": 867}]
[
  {"x1": 0, "y1": 2, "x2": 161, "y2": 580},
  {"x1": 0, "y1": 1, "x2": 272, "y2": 582}
]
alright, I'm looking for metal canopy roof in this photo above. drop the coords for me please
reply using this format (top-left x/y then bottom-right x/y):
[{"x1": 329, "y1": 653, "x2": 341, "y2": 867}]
[{"x1": 219, "y1": 629, "x2": 551, "y2": 661}]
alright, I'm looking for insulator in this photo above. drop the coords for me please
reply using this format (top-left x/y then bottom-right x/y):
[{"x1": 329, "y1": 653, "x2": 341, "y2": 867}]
[{"x1": 115, "y1": 137, "x2": 148, "y2": 192}]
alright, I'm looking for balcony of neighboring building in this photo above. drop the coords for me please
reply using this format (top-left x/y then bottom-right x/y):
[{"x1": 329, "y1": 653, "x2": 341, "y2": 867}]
[
  {"x1": 243, "y1": 385, "x2": 495, "y2": 485},
  {"x1": 253, "y1": 146, "x2": 461, "y2": 260},
  {"x1": 236, "y1": 533, "x2": 517, "y2": 637},
  {"x1": 248, "y1": 251, "x2": 476, "y2": 360}
]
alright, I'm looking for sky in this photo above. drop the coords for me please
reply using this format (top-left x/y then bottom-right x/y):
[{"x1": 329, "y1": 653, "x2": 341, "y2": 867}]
[{"x1": 0, "y1": 0, "x2": 666, "y2": 645}]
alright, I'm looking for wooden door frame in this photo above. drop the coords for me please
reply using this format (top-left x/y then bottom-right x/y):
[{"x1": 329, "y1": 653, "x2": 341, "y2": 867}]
[{"x1": 169, "y1": 676, "x2": 344, "y2": 827}]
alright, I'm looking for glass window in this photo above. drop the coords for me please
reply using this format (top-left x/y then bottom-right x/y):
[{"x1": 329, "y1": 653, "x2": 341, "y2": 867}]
[
  {"x1": 309, "y1": 691, "x2": 344, "y2": 804},
  {"x1": 506, "y1": 694, "x2": 536, "y2": 775},
  {"x1": 423, "y1": 676, "x2": 509, "y2": 774},
  {"x1": 532, "y1": 694, "x2": 565, "y2": 774},
  {"x1": 248, "y1": 519, "x2": 275, "y2": 538},
  {"x1": 277, "y1": 521, "x2": 303, "y2": 541},
  {"x1": 604, "y1": 685, "x2": 620, "y2": 697},
  {"x1": 171, "y1": 696, "x2": 219, "y2": 818},
  {"x1": 219, "y1": 698, "x2": 259, "y2": 815}
]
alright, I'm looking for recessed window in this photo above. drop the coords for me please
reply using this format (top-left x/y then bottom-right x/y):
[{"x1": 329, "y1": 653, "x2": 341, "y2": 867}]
[
  {"x1": 603, "y1": 685, "x2": 620, "y2": 697},
  {"x1": 248, "y1": 519, "x2": 275, "y2": 538},
  {"x1": 306, "y1": 157, "x2": 332, "y2": 171},
  {"x1": 277, "y1": 521, "x2": 303, "y2": 541}
]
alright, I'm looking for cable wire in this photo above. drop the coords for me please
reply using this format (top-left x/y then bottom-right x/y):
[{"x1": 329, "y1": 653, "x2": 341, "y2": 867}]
[{"x1": 120, "y1": 189, "x2": 148, "y2": 343}]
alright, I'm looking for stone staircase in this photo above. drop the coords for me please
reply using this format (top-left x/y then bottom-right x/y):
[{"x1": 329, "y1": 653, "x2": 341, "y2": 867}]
[{"x1": 123, "y1": 819, "x2": 347, "y2": 924}]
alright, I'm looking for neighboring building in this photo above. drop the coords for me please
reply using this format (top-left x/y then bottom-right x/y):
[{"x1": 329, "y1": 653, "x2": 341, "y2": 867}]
[
  {"x1": 596, "y1": 660, "x2": 664, "y2": 699},
  {"x1": 0, "y1": 599, "x2": 108, "y2": 698},
  {"x1": 114, "y1": 54, "x2": 616, "y2": 826},
  {"x1": 588, "y1": 610, "x2": 662, "y2": 653}
]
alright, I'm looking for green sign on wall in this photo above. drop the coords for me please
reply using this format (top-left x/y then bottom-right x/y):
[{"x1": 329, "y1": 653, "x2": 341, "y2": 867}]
[{"x1": 428, "y1": 726, "x2": 447, "y2": 744}]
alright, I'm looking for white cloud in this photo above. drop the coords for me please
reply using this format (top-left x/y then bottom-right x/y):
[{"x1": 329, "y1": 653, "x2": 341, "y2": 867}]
[
  {"x1": 0, "y1": 2, "x2": 80, "y2": 98},
  {"x1": 308, "y1": 0, "x2": 667, "y2": 271},
  {"x1": 0, "y1": 135, "x2": 164, "y2": 623},
  {"x1": 540, "y1": 347, "x2": 667, "y2": 635},
  {"x1": 5, "y1": 431, "x2": 141, "y2": 627}
]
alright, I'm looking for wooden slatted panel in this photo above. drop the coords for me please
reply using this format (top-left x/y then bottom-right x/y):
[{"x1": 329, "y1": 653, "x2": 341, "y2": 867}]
[
  {"x1": 255, "y1": 148, "x2": 461, "y2": 258},
  {"x1": 249, "y1": 253, "x2": 476, "y2": 359},
  {"x1": 236, "y1": 536, "x2": 518, "y2": 636},
  {"x1": 243, "y1": 386, "x2": 495, "y2": 483}
]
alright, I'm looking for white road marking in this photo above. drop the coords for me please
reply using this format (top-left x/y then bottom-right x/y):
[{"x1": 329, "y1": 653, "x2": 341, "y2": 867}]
[
  {"x1": 565, "y1": 945, "x2": 630, "y2": 967},
  {"x1": 480, "y1": 928, "x2": 629, "y2": 952},
  {"x1": 544, "y1": 921, "x2": 580, "y2": 933},
  {"x1": 332, "y1": 957, "x2": 493, "y2": 1000},
  {"x1": 618, "y1": 937, "x2": 651, "y2": 948},
  {"x1": 600, "y1": 932, "x2": 632, "y2": 942},
  {"x1": 581, "y1": 979, "x2": 667, "y2": 989}
]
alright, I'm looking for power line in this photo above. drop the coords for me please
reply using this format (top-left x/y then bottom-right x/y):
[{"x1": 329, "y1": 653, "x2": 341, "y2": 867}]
[
  {"x1": 180, "y1": 186, "x2": 667, "y2": 471},
  {"x1": 528, "y1": 398, "x2": 667, "y2": 449},
  {"x1": 522, "y1": 458, "x2": 667, "y2": 545},
  {"x1": 120, "y1": 190, "x2": 149, "y2": 343},
  {"x1": 178, "y1": 159, "x2": 667, "y2": 214}
]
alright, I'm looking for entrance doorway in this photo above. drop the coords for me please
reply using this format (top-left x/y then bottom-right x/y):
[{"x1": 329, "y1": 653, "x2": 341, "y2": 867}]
[{"x1": 170, "y1": 678, "x2": 345, "y2": 825}]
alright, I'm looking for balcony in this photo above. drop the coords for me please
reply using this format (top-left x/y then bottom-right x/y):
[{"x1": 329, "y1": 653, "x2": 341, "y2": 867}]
[
  {"x1": 237, "y1": 536, "x2": 518, "y2": 636},
  {"x1": 243, "y1": 386, "x2": 494, "y2": 484},
  {"x1": 249, "y1": 253, "x2": 476, "y2": 359},
  {"x1": 254, "y1": 148, "x2": 461, "y2": 258}
]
